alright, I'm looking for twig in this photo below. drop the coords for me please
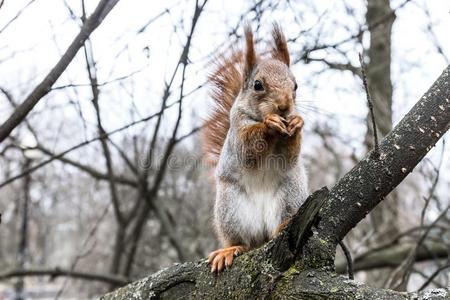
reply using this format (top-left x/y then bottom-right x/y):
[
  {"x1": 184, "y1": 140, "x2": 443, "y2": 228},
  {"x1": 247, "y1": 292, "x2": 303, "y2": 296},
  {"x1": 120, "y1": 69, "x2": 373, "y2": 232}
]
[
  {"x1": 0, "y1": 0, "x2": 36, "y2": 35},
  {"x1": 54, "y1": 203, "x2": 111, "y2": 299},
  {"x1": 354, "y1": 224, "x2": 445, "y2": 261},
  {"x1": 121, "y1": 0, "x2": 208, "y2": 275},
  {"x1": 420, "y1": 139, "x2": 446, "y2": 225},
  {"x1": 0, "y1": 268, "x2": 128, "y2": 286},
  {"x1": 83, "y1": 26, "x2": 124, "y2": 227},
  {"x1": 359, "y1": 52, "x2": 379, "y2": 156},
  {"x1": 418, "y1": 263, "x2": 450, "y2": 291},
  {"x1": 335, "y1": 240, "x2": 449, "y2": 274},
  {"x1": 50, "y1": 67, "x2": 147, "y2": 91},
  {"x1": 388, "y1": 142, "x2": 447, "y2": 289},
  {"x1": 294, "y1": 0, "x2": 412, "y2": 64},
  {"x1": 0, "y1": 98, "x2": 184, "y2": 189},
  {"x1": 23, "y1": 144, "x2": 138, "y2": 187},
  {"x1": 388, "y1": 205, "x2": 450, "y2": 289},
  {"x1": 421, "y1": 3, "x2": 449, "y2": 65},
  {"x1": 338, "y1": 240, "x2": 354, "y2": 280},
  {"x1": 0, "y1": 0, "x2": 120, "y2": 143}
]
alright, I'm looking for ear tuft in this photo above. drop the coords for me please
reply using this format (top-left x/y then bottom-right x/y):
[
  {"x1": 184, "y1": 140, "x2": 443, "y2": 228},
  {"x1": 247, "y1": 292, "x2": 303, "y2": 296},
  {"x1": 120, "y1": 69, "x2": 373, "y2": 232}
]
[
  {"x1": 271, "y1": 23, "x2": 290, "y2": 66},
  {"x1": 244, "y1": 24, "x2": 257, "y2": 78}
]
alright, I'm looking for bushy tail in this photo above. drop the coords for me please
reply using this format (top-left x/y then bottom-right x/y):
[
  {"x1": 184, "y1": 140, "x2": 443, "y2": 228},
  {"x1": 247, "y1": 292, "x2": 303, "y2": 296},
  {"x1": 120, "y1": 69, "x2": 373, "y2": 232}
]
[{"x1": 202, "y1": 49, "x2": 244, "y2": 167}]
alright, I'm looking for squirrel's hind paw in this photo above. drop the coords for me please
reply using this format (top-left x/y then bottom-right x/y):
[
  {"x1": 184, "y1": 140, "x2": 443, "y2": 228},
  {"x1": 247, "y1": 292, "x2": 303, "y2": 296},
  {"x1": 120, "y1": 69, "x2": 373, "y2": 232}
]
[{"x1": 208, "y1": 246, "x2": 246, "y2": 273}]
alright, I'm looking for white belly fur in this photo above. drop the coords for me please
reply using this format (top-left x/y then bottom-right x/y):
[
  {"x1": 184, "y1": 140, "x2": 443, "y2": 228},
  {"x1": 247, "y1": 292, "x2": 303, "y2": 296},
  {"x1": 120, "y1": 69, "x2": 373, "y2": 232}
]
[{"x1": 236, "y1": 169, "x2": 283, "y2": 245}]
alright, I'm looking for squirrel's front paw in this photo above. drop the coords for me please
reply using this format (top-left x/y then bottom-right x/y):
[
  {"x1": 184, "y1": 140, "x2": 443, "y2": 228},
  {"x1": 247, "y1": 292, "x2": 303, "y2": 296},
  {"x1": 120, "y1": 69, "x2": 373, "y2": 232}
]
[
  {"x1": 286, "y1": 114, "x2": 304, "y2": 136},
  {"x1": 264, "y1": 114, "x2": 289, "y2": 135}
]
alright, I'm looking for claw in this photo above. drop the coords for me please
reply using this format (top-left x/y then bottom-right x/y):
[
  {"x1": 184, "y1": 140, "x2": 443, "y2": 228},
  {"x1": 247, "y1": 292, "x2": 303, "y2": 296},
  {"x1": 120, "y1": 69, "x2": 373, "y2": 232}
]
[
  {"x1": 207, "y1": 246, "x2": 246, "y2": 274},
  {"x1": 264, "y1": 114, "x2": 289, "y2": 135},
  {"x1": 286, "y1": 115, "x2": 304, "y2": 136}
]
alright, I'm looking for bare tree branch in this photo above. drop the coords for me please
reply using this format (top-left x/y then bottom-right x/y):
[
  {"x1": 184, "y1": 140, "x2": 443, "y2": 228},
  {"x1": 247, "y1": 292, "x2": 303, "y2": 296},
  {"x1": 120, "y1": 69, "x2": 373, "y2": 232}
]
[
  {"x1": 338, "y1": 240, "x2": 354, "y2": 279},
  {"x1": 0, "y1": 0, "x2": 120, "y2": 143},
  {"x1": 294, "y1": 0, "x2": 412, "y2": 64},
  {"x1": 0, "y1": 0, "x2": 36, "y2": 36},
  {"x1": 315, "y1": 65, "x2": 450, "y2": 247},
  {"x1": 122, "y1": 0, "x2": 208, "y2": 276},
  {"x1": 84, "y1": 33, "x2": 124, "y2": 226},
  {"x1": 0, "y1": 268, "x2": 129, "y2": 286},
  {"x1": 26, "y1": 144, "x2": 138, "y2": 187},
  {"x1": 0, "y1": 98, "x2": 184, "y2": 189},
  {"x1": 418, "y1": 263, "x2": 450, "y2": 291},
  {"x1": 336, "y1": 241, "x2": 449, "y2": 273},
  {"x1": 306, "y1": 57, "x2": 360, "y2": 76},
  {"x1": 359, "y1": 52, "x2": 380, "y2": 155}
]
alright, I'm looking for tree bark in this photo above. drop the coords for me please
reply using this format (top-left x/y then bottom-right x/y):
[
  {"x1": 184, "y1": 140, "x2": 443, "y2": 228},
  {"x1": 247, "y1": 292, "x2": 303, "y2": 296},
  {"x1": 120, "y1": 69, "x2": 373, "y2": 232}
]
[
  {"x1": 102, "y1": 264, "x2": 449, "y2": 299},
  {"x1": 102, "y1": 65, "x2": 450, "y2": 299}
]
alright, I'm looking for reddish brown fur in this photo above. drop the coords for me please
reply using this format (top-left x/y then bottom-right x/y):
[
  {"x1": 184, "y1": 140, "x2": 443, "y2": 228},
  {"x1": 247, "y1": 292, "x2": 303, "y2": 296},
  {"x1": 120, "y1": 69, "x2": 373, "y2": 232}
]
[
  {"x1": 271, "y1": 23, "x2": 290, "y2": 66},
  {"x1": 202, "y1": 24, "x2": 295, "y2": 168},
  {"x1": 244, "y1": 25, "x2": 257, "y2": 78},
  {"x1": 284, "y1": 130, "x2": 302, "y2": 164},
  {"x1": 273, "y1": 217, "x2": 292, "y2": 236},
  {"x1": 280, "y1": 115, "x2": 304, "y2": 165},
  {"x1": 202, "y1": 50, "x2": 243, "y2": 166},
  {"x1": 238, "y1": 122, "x2": 274, "y2": 168}
]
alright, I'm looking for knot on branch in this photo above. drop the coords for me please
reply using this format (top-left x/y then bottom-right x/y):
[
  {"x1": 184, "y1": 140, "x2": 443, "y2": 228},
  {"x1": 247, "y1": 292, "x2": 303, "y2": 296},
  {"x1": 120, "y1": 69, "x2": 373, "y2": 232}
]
[{"x1": 270, "y1": 187, "x2": 330, "y2": 271}]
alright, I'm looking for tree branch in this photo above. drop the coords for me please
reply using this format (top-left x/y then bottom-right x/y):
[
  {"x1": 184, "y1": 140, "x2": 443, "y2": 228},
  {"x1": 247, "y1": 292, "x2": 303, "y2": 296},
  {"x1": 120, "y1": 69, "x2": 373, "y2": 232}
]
[
  {"x1": 0, "y1": 98, "x2": 183, "y2": 189},
  {"x1": 0, "y1": 0, "x2": 120, "y2": 143},
  {"x1": 316, "y1": 64, "x2": 450, "y2": 247},
  {"x1": 30, "y1": 144, "x2": 138, "y2": 187},
  {"x1": 0, "y1": 268, "x2": 129, "y2": 286},
  {"x1": 102, "y1": 64, "x2": 450, "y2": 299},
  {"x1": 336, "y1": 241, "x2": 449, "y2": 273}
]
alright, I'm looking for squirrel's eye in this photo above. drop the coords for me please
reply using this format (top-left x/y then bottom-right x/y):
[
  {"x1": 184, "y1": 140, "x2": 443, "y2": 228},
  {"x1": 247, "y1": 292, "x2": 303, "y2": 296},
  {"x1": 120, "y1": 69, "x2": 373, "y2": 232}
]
[
  {"x1": 254, "y1": 80, "x2": 264, "y2": 91},
  {"x1": 294, "y1": 82, "x2": 298, "y2": 91}
]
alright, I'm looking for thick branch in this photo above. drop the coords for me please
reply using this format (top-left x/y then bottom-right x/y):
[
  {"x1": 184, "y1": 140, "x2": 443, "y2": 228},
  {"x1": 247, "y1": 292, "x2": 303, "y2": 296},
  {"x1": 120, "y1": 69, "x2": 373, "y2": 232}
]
[
  {"x1": 102, "y1": 265, "x2": 450, "y2": 300},
  {"x1": 317, "y1": 65, "x2": 450, "y2": 245},
  {"x1": 102, "y1": 65, "x2": 450, "y2": 299}
]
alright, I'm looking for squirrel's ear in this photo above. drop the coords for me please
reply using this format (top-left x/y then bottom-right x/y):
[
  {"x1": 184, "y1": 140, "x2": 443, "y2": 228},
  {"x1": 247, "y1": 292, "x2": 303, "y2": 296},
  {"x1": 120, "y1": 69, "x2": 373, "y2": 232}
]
[
  {"x1": 244, "y1": 25, "x2": 256, "y2": 78},
  {"x1": 271, "y1": 23, "x2": 290, "y2": 66}
]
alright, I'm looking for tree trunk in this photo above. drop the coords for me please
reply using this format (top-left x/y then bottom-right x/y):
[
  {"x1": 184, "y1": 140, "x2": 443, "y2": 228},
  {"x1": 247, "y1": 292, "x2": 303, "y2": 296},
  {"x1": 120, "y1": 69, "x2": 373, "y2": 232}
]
[
  {"x1": 14, "y1": 158, "x2": 31, "y2": 300},
  {"x1": 363, "y1": 0, "x2": 399, "y2": 286}
]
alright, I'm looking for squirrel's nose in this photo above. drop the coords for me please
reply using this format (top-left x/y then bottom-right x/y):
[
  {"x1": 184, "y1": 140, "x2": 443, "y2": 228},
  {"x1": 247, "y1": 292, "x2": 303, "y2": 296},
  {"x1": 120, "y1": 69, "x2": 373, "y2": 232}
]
[{"x1": 278, "y1": 103, "x2": 289, "y2": 113}]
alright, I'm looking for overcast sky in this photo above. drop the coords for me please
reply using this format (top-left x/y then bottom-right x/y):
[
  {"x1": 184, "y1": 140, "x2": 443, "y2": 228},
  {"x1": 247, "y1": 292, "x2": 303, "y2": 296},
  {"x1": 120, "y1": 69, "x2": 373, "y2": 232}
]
[{"x1": 0, "y1": 0, "x2": 449, "y2": 193}]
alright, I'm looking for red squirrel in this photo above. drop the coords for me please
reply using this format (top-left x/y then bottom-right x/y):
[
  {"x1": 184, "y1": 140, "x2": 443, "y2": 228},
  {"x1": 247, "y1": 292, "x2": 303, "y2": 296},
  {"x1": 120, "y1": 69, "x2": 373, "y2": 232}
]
[{"x1": 202, "y1": 24, "x2": 308, "y2": 273}]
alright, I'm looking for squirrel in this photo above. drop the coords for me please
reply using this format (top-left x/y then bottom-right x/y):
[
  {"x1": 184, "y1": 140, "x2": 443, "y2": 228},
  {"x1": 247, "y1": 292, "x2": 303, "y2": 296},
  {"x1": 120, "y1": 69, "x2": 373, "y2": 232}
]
[{"x1": 202, "y1": 24, "x2": 309, "y2": 273}]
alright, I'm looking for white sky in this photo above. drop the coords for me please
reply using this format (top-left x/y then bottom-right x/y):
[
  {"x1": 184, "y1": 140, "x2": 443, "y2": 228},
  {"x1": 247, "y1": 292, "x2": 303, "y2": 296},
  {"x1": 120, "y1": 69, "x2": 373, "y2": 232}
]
[{"x1": 0, "y1": 0, "x2": 449, "y2": 188}]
